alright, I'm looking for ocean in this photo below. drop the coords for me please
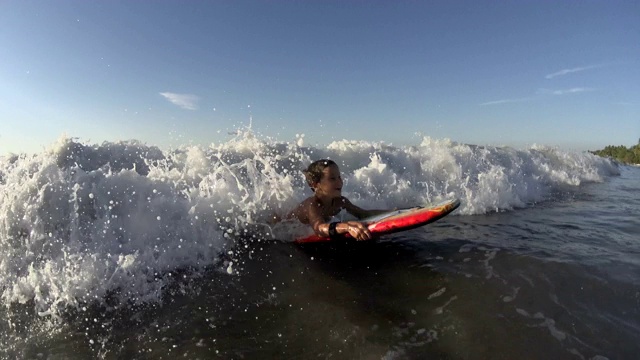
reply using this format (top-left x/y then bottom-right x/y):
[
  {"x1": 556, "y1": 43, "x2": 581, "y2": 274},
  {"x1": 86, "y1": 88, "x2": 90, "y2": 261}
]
[{"x1": 1, "y1": 132, "x2": 637, "y2": 359}]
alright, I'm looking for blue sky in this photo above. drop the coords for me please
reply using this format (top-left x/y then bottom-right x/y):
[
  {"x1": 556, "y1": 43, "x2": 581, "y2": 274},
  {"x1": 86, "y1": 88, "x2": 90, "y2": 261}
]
[{"x1": 1, "y1": 1, "x2": 638, "y2": 154}]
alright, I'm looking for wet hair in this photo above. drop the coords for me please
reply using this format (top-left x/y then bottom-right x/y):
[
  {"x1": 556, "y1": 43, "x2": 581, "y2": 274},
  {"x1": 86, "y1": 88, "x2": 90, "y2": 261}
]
[{"x1": 303, "y1": 159, "x2": 337, "y2": 191}]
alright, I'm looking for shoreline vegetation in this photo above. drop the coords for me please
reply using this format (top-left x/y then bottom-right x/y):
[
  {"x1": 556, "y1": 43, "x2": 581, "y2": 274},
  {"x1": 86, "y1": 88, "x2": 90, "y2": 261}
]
[{"x1": 591, "y1": 140, "x2": 640, "y2": 165}]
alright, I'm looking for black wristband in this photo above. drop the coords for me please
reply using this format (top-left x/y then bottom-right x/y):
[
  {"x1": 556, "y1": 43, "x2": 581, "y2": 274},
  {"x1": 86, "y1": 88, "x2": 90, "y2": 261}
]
[{"x1": 328, "y1": 222, "x2": 339, "y2": 238}]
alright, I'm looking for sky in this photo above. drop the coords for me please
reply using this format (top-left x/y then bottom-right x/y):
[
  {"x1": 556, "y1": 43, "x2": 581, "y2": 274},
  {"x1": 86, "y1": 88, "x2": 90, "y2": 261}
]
[{"x1": 1, "y1": 0, "x2": 638, "y2": 155}]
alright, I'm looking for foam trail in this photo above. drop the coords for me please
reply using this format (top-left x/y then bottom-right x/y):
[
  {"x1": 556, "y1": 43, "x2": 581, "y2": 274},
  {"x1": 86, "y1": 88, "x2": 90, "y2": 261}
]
[{"x1": 0, "y1": 132, "x2": 619, "y2": 317}]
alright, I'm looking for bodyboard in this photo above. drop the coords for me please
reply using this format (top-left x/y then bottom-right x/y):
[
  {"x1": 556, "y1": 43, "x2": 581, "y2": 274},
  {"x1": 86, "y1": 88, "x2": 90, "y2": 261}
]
[{"x1": 294, "y1": 198, "x2": 461, "y2": 244}]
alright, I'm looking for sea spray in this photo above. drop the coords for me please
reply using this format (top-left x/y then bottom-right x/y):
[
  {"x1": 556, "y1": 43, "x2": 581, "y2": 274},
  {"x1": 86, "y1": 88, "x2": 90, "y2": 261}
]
[{"x1": 0, "y1": 131, "x2": 619, "y2": 319}]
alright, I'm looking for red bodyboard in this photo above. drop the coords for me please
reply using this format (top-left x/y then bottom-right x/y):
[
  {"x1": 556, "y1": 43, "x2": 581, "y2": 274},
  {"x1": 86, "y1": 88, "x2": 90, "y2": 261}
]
[{"x1": 294, "y1": 198, "x2": 460, "y2": 244}]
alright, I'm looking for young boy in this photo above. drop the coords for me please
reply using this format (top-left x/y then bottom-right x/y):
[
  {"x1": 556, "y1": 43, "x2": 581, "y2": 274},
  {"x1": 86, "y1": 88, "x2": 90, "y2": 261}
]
[{"x1": 287, "y1": 159, "x2": 388, "y2": 241}]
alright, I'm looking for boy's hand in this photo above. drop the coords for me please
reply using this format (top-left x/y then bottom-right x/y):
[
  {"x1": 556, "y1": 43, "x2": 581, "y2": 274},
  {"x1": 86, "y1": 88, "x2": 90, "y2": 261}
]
[{"x1": 343, "y1": 221, "x2": 372, "y2": 241}]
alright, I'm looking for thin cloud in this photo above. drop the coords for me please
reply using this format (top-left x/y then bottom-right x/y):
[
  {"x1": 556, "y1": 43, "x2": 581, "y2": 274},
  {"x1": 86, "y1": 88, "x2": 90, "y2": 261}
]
[
  {"x1": 538, "y1": 87, "x2": 595, "y2": 95},
  {"x1": 480, "y1": 97, "x2": 532, "y2": 106},
  {"x1": 545, "y1": 65, "x2": 602, "y2": 79},
  {"x1": 160, "y1": 92, "x2": 200, "y2": 110}
]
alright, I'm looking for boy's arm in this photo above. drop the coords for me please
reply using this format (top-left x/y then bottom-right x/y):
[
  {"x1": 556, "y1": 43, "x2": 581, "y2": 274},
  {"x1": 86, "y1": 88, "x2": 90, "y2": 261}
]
[{"x1": 307, "y1": 200, "x2": 373, "y2": 241}]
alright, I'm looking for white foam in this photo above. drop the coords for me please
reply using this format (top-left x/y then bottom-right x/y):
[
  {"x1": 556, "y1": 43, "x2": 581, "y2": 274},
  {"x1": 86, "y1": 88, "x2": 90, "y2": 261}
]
[{"x1": 0, "y1": 131, "x2": 619, "y2": 316}]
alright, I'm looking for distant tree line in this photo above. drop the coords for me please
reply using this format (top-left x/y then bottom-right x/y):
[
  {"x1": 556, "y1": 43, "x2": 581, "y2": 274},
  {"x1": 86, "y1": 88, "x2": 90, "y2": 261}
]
[{"x1": 591, "y1": 139, "x2": 640, "y2": 164}]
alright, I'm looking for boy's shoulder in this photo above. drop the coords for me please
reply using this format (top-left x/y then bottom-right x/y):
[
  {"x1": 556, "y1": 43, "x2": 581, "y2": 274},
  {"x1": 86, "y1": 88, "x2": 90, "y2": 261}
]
[
  {"x1": 296, "y1": 196, "x2": 322, "y2": 213},
  {"x1": 301, "y1": 195, "x2": 320, "y2": 206},
  {"x1": 298, "y1": 195, "x2": 349, "y2": 212}
]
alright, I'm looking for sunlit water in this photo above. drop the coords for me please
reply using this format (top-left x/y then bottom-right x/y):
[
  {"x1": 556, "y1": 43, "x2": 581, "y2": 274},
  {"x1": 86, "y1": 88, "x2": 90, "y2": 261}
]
[{"x1": 1, "y1": 132, "x2": 636, "y2": 359}]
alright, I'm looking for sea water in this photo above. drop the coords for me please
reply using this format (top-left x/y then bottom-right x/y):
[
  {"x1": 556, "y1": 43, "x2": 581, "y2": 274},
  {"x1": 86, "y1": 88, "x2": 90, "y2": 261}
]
[{"x1": 1, "y1": 131, "x2": 636, "y2": 359}]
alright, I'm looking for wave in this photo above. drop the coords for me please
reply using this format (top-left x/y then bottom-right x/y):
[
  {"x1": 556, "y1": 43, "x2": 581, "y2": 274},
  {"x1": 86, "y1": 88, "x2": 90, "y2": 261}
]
[{"x1": 0, "y1": 131, "x2": 619, "y2": 317}]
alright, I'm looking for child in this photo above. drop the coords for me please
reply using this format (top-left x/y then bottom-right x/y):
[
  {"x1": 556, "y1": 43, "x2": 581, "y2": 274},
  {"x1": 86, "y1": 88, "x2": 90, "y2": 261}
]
[{"x1": 287, "y1": 159, "x2": 389, "y2": 241}]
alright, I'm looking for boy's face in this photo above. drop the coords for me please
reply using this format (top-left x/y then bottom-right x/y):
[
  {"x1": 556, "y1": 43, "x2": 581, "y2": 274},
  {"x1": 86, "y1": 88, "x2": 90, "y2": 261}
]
[{"x1": 314, "y1": 164, "x2": 343, "y2": 198}]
